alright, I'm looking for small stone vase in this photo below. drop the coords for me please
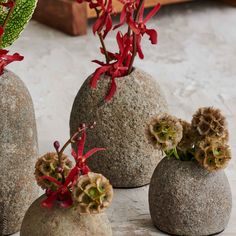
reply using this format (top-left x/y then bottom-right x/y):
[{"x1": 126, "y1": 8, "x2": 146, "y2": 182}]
[
  {"x1": 20, "y1": 195, "x2": 113, "y2": 236},
  {"x1": 0, "y1": 70, "x2": 38, "y2": 235},
  {"x1": 70, "y1": 68, "x2": 168, "y2": 188},
  {"x1": 149, "y1": 157, "x2": 232, "y2": 236}
]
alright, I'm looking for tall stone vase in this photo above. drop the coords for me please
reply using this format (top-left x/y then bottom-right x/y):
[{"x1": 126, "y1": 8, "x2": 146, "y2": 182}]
[
  {"x1": 70, "y1": 68, "x2": 168, "y2": 188},
  {"x1": 0, "y1": 70, "x2": 38, "y2": 235}
]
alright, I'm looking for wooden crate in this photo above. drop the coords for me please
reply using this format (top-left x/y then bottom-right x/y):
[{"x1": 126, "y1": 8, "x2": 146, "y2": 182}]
[
  {"x1": 33, "y1": 0, "x2": 235, "y2": 36},
  {"x1": 33, "y1": 0, "x2": 192, "y2": 36},
  {"x1": 33, "y1": 0, "x2": 87, "y2": 35},
  {"x1": 221, "y1": 0, "x2": 236, "y2": 5},
  {"x1": 87, "y1": 0, "x2": 193, "y2": 18}
]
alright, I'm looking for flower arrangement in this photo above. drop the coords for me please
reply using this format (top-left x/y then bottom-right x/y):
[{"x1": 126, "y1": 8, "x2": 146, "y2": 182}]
[
  {"x1": 0, "y1": 0, "x2": 37, "y2": 74},
  {"x1": 146, "y1": 107, "x2": 231, "y2": 171},
  {"x1": 34, "y1": 123, "x2": 113, "y2": 214},
  {"x1": 76, "y1": 0, "x2": 161, "y2": 101}
]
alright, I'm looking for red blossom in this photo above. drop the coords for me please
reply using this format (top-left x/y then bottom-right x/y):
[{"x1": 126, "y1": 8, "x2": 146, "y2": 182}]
[
  {"x1": 71, "y1": 129, "x2": 105, "y2": 174},
  {"x1": 75, "y1": 0, "x2": 161, "y2": 101},
  {"x1": 90, "y1": 31, "x2": 132, "y2": 101},
  {"x1": 128, "y1": 3, "x2": 160, "y2": 59},
  {"x1": 0, "y1": 50, "x2": 24, "y2": 75},
  {"x1": 0, "y1": 0, "x2": 15, "y2": 8},
  {"x1": 41, "y1": 127, "x2": 105, "y2": 208},
  {"x1": 93, "y1": 0, "x2": 113, "y2": 38},
  {"x1": 40, "y1": 169, "x2": 78, "y2": 208},
  {"x1": 77, "y1": 0, "x2": 105, "y2": 9},
  {"x1": 113, "y1": 0, "x2": 137, "y2": 30}
]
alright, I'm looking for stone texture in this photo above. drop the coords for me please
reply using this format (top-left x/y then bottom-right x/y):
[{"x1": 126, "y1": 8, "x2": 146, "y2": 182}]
[
  {"x1": 0, "y1": 70, "x2": 39, "y2": 235},
  {"x1": 7, "y1": 1, "x2": 236, "y2": 235},
  {"x1": 70, "y1": 68, "x2": 168, "y2": 188},
  {"x1": 149, "y1": 157, "x2": 232, "y2": 236},
  {"x1": 20, "y1": 195, "x2": 113, "y2": 236}
]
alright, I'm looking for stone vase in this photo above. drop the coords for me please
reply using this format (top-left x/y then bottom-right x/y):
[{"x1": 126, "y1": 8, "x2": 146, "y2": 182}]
[
  {"x1": 20, "y1": 195, "x2": 113, "y2": 236},
  {"x1": 0, "y1": 70, "x2": 38, "y2": 235},
  {"x1": 149, "y1": 157, "x2": 232, "y2": 236},
  {"x1": 70, "y1": 68, "x2": 168, "y2": 188}
]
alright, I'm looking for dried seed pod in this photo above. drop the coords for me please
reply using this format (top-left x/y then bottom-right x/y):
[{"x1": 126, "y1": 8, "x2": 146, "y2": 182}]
[
  {"x1": 72, "y1": 172, "x2": 113, "y2": 214},
  {"x1": 195, "y1": 138, "x2": 231, "y2": 172},
  {"x1": 177, "y1": 119, "x2": 195, "y2": 152},
  {"x1": 147, "y1": 114, "x2": 183, "y2": 151},
  {"x1": 191, "y1": 107, "x2": 228, "y2": 140},
  {"x1": 35, "y1": 152, "x2": 72, "y2": 191}
]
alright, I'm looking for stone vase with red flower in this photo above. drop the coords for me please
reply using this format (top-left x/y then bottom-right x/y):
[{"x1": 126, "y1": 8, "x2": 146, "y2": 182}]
[
  {"x1": 70, "y1": 0, "x2": 168, "y2": 188},
  {"x1": 0, "y1": 1, "x2": 38, "y2": 234},
  {"x1": 20, "y1": 124, "x2": 113, "y2": 236}
]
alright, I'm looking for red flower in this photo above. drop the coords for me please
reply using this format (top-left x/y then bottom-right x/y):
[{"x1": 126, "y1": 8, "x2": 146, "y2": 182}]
[
  {"x1": 128, "y1": 3, "x2": 161, "y2": 59},
  {"x1": 71, "y1": 128, "x2": 105, "y2": 175},
  {"x1": 113, "y1": 0, "x2": 137, "y2": 30},
  {"x1": 0, "y1": 0, "x2": 15, "y2": 8},
  {"x1": 75, "y1": 0, "x2": 161, "y2": 101},
  {"x1": 93, "y1": 0, "x2": 113, "y2": 38},
  {"x1": 90, "y1": 31, "x2": 132, "y2": 101},
  {"x1": 40, "y1": 167, "x2": 79, "y2": 208},
  {"x1": 40, "y1": 128, "x2": 105, "y2": 208},
  {"x1": 0, "y1": 50, "x2": 24, "y2": 75}
]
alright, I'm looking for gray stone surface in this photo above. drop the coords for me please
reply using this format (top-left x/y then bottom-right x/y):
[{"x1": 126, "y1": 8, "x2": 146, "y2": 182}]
[
  {"x1": 20, "y1": 195, "x2": 113, "y2": 236},
  {"x1": 6, "y1": 1, "x2": 236, "y2": 235},
  {"x1": 149, "y1": 157, "x2": 232, "y2": 236},
  {"x1": 70, "y1": 68, "x2": 168, "y2": 188},
  {"x1": 0, "y1": 70, "x2": 39, "y2": 235}
]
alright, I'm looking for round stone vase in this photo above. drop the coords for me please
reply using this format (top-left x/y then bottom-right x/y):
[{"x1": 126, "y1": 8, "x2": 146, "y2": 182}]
[
  {"x1": 0, "y1": 70, "x2": 38, "y2": 235},
  {"x1": 70, "y1": 68, "x2": 168, "y2": 188},
  {"x1": 20, "y1": 195, "x2": 112, "y2": 236},
  {"x1": 149, "y1": 157, "x2": 232, "y2": 236}
]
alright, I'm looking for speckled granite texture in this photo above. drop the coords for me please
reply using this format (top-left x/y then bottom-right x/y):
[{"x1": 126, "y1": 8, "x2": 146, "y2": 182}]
[
  {"x1": 8, "y1": 0, "x2": 236, "y2": 235},
  {"x1": 0, "y1": 70, "x2": 38, "y2": 235},
  {"x1": 20, "y1": 195, "x2": 112, "y2": 236},
  {"x1": 149, "y1": 157, "x2": 232, "y2": 236},
  {"x1": 70, "y1": 68, "x2": 168, "y2": 187}
]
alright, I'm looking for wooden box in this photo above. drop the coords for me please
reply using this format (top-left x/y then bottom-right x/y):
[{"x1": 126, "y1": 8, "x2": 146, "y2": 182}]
[{"x1": 33, "y1": 0, "x2": 234, "y2": 36}]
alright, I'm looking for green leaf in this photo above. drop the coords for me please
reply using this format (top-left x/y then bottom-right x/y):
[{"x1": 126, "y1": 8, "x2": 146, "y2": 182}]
[{"x1": 0, "y1": 0, "x2": 37, "y2": 48}]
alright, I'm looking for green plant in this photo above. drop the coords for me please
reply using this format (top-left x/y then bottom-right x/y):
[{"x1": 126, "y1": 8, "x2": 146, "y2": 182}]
[
  {"x1": 0, "y1": 0, "x2": 37, "y2": 75},
  {"x1": 35, "y1": 152, "x2": 72, "y2": 191},
  {"x1": 146, "y1": 107, "x2": 232, "y2": 171},
  {"x1": 72, "y1": 172, "x2": 113, "y2": 214},
  {"x1": 34, "y1": 123, "x2": 113, "y2": 212},
  {"x1": 0, "y1": 0, "x2": 37, "y2": 48}
]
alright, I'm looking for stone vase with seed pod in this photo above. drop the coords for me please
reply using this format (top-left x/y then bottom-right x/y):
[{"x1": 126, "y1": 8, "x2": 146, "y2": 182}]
[
  {"x1": 70, "y1": 68, "x2": 168, "y2": 188},
  {"x1": 20, "y1": 172, "x2": 113, "y2": 236},
  {"x1": 0, "y1": 70, "x2": 38, "y2": 235},
  {"x1": 147, "y1": 107, "x2": 232, "y2": 236},
  {"x1": 149, "y1": 157, "x2": 232, "y2": 236}
]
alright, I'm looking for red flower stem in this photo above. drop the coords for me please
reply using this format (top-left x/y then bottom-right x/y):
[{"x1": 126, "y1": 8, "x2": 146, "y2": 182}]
[
  {"x1": 99, "y1": 32, "x2": 109, "y2": 63},
  {"x1": 128, "y1": 0, "x2": 145, "y2": 74},
  {"x1": 95, "y1": 8, "x2": 109, "y2": 63},
  {"x1": 57, "y1": 125, "x2": 91, "y2": 167},
  {"x1": 0, "y1": 1, "x2": 16, "y2": 47}
]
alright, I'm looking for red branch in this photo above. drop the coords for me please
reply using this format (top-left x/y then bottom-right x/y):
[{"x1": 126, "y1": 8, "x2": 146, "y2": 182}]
[{"x1": 76, "y1": 0, "x2": 161, "y2": 101}]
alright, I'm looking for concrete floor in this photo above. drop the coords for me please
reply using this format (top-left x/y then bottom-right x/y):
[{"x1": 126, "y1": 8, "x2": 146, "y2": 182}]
[{"x1": 10, "y1": 1, "x2": 236, "y2": 235}]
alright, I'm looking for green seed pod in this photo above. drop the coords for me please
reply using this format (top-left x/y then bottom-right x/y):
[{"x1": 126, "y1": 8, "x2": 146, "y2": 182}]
[
  {"x1": 35, "y1": 152, "x2": 72, "y2": 191},
  {"x1": 148, "y1": 114, "x2": 183, "y2": 151},
  {"x1": 191, "y1": 107, "x2": 228, "y2": 140},
  {"x1": 195, "y1": 138, "x2": 231, "y2": 172},
  {"x1": 72, "y1": 172, "x2": 113, "y2": 214}
]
